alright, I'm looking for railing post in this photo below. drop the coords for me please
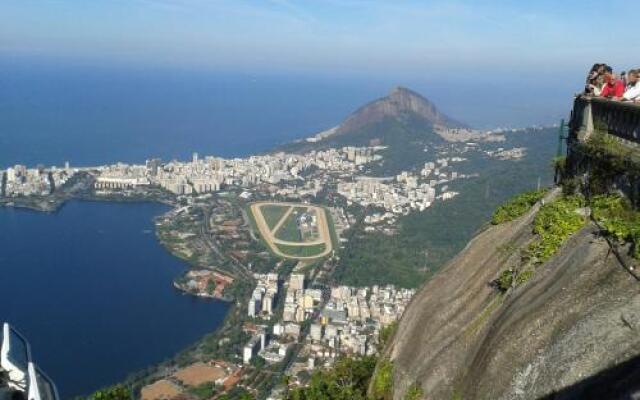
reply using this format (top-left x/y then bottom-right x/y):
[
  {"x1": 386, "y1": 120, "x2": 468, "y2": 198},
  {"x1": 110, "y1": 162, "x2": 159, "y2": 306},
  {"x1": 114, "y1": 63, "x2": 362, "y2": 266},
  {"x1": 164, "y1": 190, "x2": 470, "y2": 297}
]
[
  {"x1": 557, "y1": 119, "x2": 565, "y2": 158},
  {"x1": 582, "y1": 98, "x2": 594, "y2": 141}
]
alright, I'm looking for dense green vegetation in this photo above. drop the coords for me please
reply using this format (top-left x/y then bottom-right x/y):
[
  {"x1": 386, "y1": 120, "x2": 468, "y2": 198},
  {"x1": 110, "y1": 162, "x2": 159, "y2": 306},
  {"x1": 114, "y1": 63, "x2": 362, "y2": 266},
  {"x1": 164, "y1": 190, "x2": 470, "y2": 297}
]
[
  {"x1": 491, "y1": 189, "x2": 547, "y2": 225},
  {"x1": 261, "y1": 204, "x2": 291, "y2": 230},
  {"x1": 575, "y1": 132, "x2": 640, "y2": 196},
  {"x1": 371, "y1": 358, "x2": 394, "y2": 400},
  {"x1": 492, "y1": 195, "x2": 589, "y2": 293},
  {"x1": 496, "y1": 269, "x2": 514, "y2": 292},
  {"x1": 331, "y1": 128, "x2": 557, "y2": 288},
  {"x1": 86, "y1": 386, "x2": 132, "y2": 400},
  {"x1": 378, "y1": 322, "x2": 398, "y2": 349},
  {"x1": 335, "y1": 141, "x2": 556, "y2": 288},
  {"x1": 525, "y1": 195, "x2": 587, "y2": 264},
  {"x1": 286, "y1": 356, "x2": 377, "y2": 400},
  {"x1": 591, "y1": 194, "x2": 640, "y2": 259},
  {"x1": 187, "y1": 383, "x2": 218, "y2": 399},
  {"x1": 403, "y1": 384, "x2": 424, "y2": 400},
  {"x1": 514, "y1": 270, "x2": 534, "y2": 286},
  {"x1": 334, "y1": 229, "x2": 430, "y2": 288},
  {"x1": 218, "y1": 388, "x2": 254, "y2": 400}
]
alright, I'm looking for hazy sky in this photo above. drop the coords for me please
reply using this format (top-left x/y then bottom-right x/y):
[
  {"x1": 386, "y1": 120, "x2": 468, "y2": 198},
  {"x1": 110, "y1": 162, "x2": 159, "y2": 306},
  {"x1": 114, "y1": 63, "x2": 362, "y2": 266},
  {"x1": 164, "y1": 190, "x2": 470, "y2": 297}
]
[{"x1": 2, "y1": 0, "x2": 639, "y2": 76}]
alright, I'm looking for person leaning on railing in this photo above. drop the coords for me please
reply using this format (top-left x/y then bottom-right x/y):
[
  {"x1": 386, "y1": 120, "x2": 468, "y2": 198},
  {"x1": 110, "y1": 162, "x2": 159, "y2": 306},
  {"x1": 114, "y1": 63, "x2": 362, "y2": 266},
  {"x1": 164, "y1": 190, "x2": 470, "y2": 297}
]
[
  {"x1": 585, "y1": 63, "x2": 608, "y2": 95},
  {"x1": 622, "y1": 69, "x2": 640, "y2": 102},
  {"x1": 600, "y1": 70, "x2": 626, "y2": 100}
]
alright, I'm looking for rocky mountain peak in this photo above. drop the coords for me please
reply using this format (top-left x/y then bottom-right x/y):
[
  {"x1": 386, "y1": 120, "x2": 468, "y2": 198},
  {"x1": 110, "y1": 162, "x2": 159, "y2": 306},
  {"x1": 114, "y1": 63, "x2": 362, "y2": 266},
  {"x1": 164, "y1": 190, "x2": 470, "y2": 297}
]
[{"x1": 334, "y1": 86, "x2": 465, "y2": 136}]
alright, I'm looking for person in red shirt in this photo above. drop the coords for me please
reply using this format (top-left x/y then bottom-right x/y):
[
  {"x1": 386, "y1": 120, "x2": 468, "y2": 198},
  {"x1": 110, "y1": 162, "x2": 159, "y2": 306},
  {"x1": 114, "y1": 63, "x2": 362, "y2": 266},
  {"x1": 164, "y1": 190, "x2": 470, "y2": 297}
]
[{"x1": 600, "y1": 71, "x2": 625, "y2": 99}]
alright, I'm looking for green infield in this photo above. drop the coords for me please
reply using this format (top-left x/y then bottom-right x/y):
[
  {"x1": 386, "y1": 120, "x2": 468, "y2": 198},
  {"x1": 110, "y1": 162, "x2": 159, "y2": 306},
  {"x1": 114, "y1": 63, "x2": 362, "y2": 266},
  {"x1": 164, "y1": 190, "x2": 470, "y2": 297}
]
[
  {"x1": 274, "y1": 207, "x2": 307, "y2": 242},
  {"x1": 261, "y1": 204, "x2": 291, "y2": 231}
]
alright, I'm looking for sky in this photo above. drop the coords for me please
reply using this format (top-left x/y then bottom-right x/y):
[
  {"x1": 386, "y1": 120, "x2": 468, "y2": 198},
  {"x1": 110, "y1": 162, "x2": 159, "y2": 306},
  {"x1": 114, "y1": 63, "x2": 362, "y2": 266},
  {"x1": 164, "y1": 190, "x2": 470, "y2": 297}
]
[{"x1": 1, "y1": 0, "x2": 639, "y2": 77}]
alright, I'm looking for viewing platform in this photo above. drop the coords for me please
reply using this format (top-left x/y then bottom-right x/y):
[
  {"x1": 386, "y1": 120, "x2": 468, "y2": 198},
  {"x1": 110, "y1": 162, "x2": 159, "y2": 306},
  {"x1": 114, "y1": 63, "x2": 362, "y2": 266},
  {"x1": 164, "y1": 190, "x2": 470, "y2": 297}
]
[
  {"x1": 565, "y1": 95, "x2": 640, "y2": 208},
  {"x1": 569, "y1": 95, "x2": 640, "y2": 146},
  {"x1": 1, "y1": 323, "x2": 59, "y2": 400}
]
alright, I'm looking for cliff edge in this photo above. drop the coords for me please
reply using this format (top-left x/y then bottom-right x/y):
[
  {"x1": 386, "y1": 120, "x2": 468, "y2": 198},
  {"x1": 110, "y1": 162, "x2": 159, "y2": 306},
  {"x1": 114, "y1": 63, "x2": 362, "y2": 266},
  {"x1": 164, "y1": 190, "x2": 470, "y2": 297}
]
[{"x1": 387, "y1": 192, "x2": 640, "y2": 399}]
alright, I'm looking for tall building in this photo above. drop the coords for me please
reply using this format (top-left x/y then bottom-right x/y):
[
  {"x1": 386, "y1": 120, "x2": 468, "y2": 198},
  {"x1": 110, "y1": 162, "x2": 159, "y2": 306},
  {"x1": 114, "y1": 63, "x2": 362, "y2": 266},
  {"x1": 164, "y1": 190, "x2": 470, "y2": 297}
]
[
  {"x1": 146, "y1": 158, "x2": 161, "y2": 176},
  {"x1": 243, "y1": 333, "x2": 265, "y2": 364},
  {"x1": 289, "y1": 274, "x2": 305, "y2": 291},
  {"x1": 248, "y1": 297, "x2": 261, "y2": 318},
  {"x1": 310, "y1": 323, "x2": 323, "y2": 341},
  {"x1": 262, "y1": 294, "x2": 273, "y2": 315}
]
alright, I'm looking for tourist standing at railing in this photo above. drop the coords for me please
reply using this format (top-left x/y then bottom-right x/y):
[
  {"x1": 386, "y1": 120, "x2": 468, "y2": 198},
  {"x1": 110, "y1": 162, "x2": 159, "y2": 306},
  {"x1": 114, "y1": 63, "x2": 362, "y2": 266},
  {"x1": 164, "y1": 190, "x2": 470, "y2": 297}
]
[
  {"x1": 585, "y1": 63, "x2": 608, "y2": 95},
  {"x1": 623, "y1": 70, "x2": 640, "y2": 102},
  {"x1": 600, "y1": 70, "x2": 625, "y2": 99}
]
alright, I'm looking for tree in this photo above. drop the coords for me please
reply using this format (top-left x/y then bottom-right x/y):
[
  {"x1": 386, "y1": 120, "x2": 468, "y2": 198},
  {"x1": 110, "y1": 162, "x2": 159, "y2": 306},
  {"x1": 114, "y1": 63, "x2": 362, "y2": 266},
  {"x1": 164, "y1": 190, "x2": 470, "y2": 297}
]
[
  {"x1": 88, "y1": 386, "x2": 132, "y2": 400},
  {"x1": 207, "y1": 279, "x2": 217, "y2": 295},
  {"x1": 250, "y1": 355, "x2": 266, "y2": 368},
  {"x1": 218, "y1": 388, "x2": 254, "y2": 400},
  {"x1": 404, "y1": 384, "x2": 424, "y2": 400},
  {"x1": 371, "y1": 359, "x2": 393, "y2": 400},
  {"x1": 286, "y1": 356, "x2": 376, "y2": 400}
]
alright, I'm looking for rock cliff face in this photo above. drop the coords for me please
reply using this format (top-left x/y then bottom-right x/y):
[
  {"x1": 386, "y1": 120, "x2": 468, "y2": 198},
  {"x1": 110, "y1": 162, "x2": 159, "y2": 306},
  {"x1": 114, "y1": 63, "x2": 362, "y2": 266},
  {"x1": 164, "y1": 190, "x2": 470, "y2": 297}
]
[
  {"x1": 334, "y1": 86, "x2": 465, "y2": 136},
  {"x1": 387, "y1": 195, "x2": 640, "y2": 399}
]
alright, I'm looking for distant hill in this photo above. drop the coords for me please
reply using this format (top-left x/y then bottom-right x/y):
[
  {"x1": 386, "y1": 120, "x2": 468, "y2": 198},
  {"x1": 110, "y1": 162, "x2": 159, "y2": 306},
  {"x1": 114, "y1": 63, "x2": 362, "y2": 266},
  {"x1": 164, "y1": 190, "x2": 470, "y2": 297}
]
[
  {"x1": 277, "y1": 87, "x2": 471, "y2": 171},
  {"x1": 275, "y1": 86, "x2": 558, "y2": 291},
  {"x1": 332, "y1": 86, "x2": 466, "y2": 137}
]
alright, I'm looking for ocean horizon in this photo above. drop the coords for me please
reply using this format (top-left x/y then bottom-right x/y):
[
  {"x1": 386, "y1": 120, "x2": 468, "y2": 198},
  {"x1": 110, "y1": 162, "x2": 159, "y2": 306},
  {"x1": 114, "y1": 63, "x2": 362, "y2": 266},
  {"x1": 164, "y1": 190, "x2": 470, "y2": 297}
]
[{"x1": 0, "y1": 59, "x2": 577, "y2": 169}]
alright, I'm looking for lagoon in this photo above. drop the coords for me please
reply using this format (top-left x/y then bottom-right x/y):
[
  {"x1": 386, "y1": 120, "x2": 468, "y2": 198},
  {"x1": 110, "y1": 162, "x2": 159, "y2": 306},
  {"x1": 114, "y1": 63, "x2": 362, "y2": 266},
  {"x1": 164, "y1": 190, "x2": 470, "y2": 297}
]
[{"x1": 0, "y1": 200, "x2": 229, "y2": 398}]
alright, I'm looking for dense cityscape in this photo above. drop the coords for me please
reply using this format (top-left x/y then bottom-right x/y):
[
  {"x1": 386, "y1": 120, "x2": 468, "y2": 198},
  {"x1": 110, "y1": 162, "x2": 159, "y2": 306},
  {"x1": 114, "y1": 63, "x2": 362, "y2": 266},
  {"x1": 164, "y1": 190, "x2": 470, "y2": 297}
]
[
  {"x1": 0, "y1": 139, "x2": 476, "y2": 399},
  {"x1": 1, "y1": 144, "x2": 468, "y2": 219}
]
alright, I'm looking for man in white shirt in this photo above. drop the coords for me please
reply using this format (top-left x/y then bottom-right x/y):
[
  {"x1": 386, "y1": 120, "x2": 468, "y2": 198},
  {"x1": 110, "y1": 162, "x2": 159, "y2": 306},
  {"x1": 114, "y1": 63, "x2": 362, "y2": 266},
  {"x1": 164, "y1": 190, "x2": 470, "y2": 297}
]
[{"x1": 623, "y1": 70, "x2": 640, "y2": 102}]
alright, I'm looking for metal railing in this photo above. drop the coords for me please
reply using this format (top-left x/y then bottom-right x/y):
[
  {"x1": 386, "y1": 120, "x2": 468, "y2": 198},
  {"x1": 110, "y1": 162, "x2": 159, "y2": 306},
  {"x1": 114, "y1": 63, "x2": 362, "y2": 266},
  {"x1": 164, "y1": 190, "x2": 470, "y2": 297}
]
[
  {"x1": 569, "y1": 95, "x2": 640, "y2": 145},
  {"x1": 28, "y1": 364, "x2": 59, "y2": 400},
  {"x1": 1, "y1": 323, "x2": 59, "y2": 400},
  {"x1": 1, "y1": 323, "x2": 32, "y2": 391}
]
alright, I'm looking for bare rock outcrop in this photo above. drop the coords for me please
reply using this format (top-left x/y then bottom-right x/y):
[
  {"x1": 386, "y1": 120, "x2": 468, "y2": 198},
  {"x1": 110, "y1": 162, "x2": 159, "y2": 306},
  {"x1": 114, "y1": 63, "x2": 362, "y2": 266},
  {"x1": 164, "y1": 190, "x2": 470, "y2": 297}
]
[
  {"x1": 334, "y1": 86, "x2": 466, "y2": 136},
  {"x1": 388, "y1": 201, "x2": 640, "y2": 399}
]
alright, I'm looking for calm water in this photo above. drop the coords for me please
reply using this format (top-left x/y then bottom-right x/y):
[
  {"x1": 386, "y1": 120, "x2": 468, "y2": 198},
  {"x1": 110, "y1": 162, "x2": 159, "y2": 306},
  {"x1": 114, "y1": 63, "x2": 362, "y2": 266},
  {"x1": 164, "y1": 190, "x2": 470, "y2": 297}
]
[{"x1": 0, "y1": 201, "x2": 229, "y2": 398}]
